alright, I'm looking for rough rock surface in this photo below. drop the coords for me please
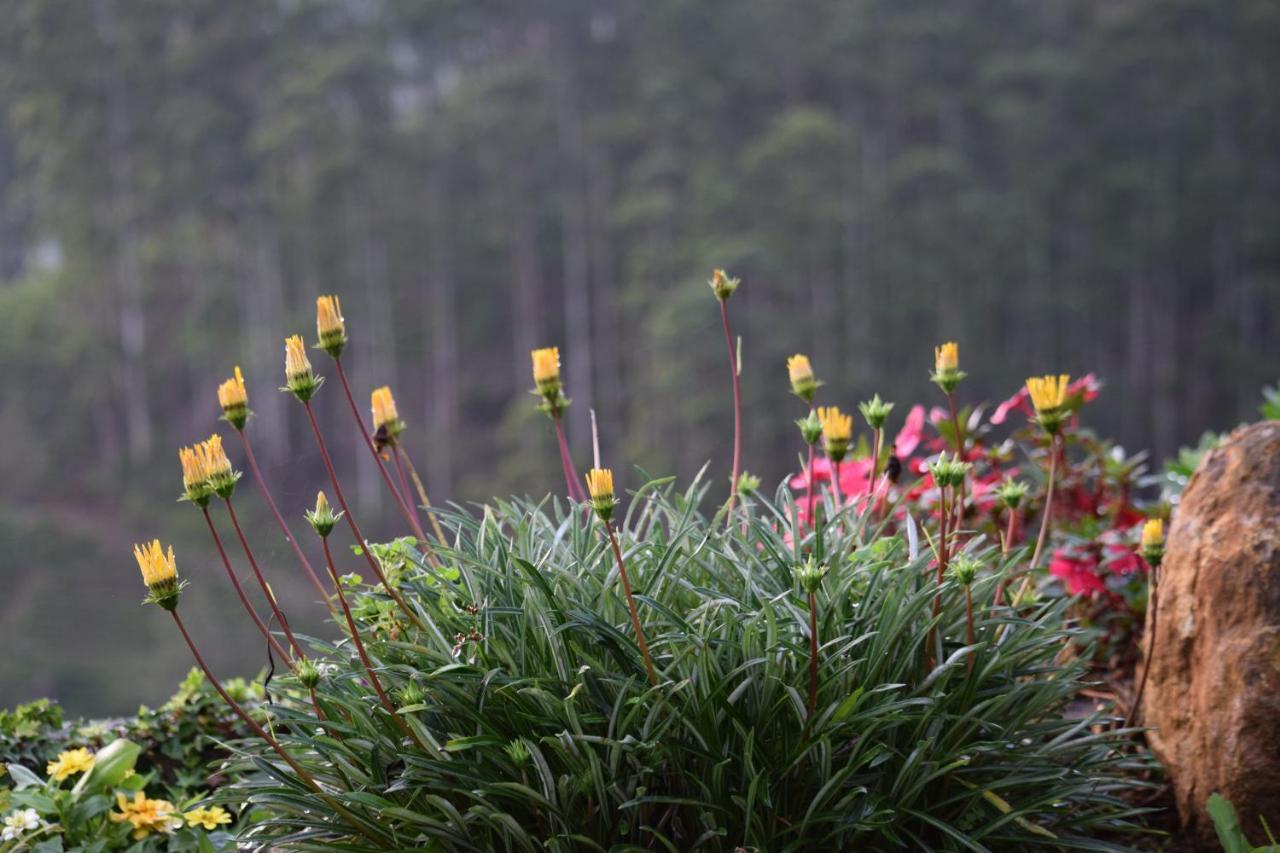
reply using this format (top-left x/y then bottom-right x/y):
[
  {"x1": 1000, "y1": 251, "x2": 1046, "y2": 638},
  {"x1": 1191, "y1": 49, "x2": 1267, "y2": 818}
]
[{"x1": 1145, "y1": 420, "x2": 1280, "y2": 848}]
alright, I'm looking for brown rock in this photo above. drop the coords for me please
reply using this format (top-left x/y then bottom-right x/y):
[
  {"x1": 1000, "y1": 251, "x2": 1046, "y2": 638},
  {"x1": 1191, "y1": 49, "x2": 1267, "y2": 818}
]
[{"x1": 1145, "y1": 420, "x2": 1280, "y2": 848}]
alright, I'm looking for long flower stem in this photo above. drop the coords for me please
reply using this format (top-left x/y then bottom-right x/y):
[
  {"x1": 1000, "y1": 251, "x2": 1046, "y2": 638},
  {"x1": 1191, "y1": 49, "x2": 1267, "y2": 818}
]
[
  {"x1": 1012, "y1": 433, "x2": 1061, "y2": 604},
  {"x1": 553, "y1": 415, "x2": 586, "y2": 502},
  {"x1": 320, "y1": 537, "x2": 423, "y2": 748},
  {"x1": 807, "y1": 591, "x2": 819, "y2": 716},
  {"x1": 868, "y1": 427, "x2": 883, "y2": 508},
  {"x1": 394, "y1": 442, "x2": 447, "y2": 544},
  {"x1": 302, "y1": 401, "x2": 424, "y2": 631},
  {"x1": 830, "y1": 459, "x2": 843, "y2": 518},
  {"x1": 946, "y1": 392, "x2": 967, "y2": 531},
  {"x1": 804, "y1": 443, "x2": 816, "y2": 529},
  {"x1": 604, "y1": 520, "x2": 657, "y2": 686},
  {"x1": 1126, "y1": 565, "x2": 1160, "y2": 729},
  {"x1": 236, "y1": 429, "x2": 329, "y2": 603},
  {"x1": 388, "y1": 443, "x2": 425, "y2": 537},
  {"x1": 200, "y1": 506, "x2": 290, "y2": 663},
  {"x1": 719, "y1": 300, "x2": 742, "y2": 518},
  {"x1": 333, "y1": 357, "x2": 429, "y2": 544},
  {"x1": 170, "y1": 610, "x2": 386, "y2": 848},
  {"x1": 994, "y1": 510, "x2": 1018, "y2": 606},
  {"x1": 225, "y1": 498, "x2": 305, "y2": 660},
  {"x1": 964, "y1": 585, "x2": 976, "y2": 675}
]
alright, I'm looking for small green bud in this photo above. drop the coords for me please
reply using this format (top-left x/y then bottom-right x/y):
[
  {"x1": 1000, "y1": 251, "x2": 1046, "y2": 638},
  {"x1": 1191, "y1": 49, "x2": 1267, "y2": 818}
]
[
  {"x1": 994, "y1": 477, "x2": 1029, "y2": 511},
  {"x1": 792, "y1": 557, "x2": 829, "y2": 595},
  {"x1": 949, "y1": 555, "x2": 980, "y2": 586},
  {"x1": 796, "y1": 410, "x2": 823, "y2": 446},
  {"x1": 504, "y1": 739, "x2": 531, "y2": 766},
  {"x1": 737, "y1": 471, "x2": 761, "y2": 495},
  {"x1": 305, "y1": 491, "x2": 342, "y2": 537},
  {"x1": 296, "y1": 659, "x2": 321, "y2": 689},
  {"x1": 708, "y1": 268, "x2": 740, "y2": 301},
  {"x1": 858, "y1": 394, "x2": 895, "y2": 430}
]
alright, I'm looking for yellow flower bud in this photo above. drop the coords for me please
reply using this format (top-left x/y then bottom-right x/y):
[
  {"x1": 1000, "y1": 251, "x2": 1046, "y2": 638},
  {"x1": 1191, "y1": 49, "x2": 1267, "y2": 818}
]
[
  {"x1": 708, "y1": 268, "x2": 740, "y2": 300},
  {"x1": 787, "y1": 354, "x2": 820, "y2": 402},
  {"x1": 935, "y1": 342, "x2": 959, "y2": 373},
  {"x1": 1140, "y1": 518, "x2": 1165, "y2": 567},
  {"x1": 134, "y1": 539, "x2": 181, "y2": 609},
  {"x1": 1026, "y1": 374, "x2": 1071, "y2": 434},
  {"x1": 178, "y1": 445, "x2": 213, "y2": 505},
  {"x1": 316, "y1": 295, "x2": 347, "y2": 356},
  {"x1": 585, "y1": 467, "x2": 617, "y2": 520},
  {"x1": 284, "y1": 334, "x2": 322, "y2": 401},
  {"x1": 531, "y1": 346, "x2": 569, "y2": 416},
  {"x1": 817, "y1": 406, "x2": 853, "y2": 461},
  {"x1": 200, "y1": 434, "x2": 240, "y2": 499},
  {"x1": 217, "y1": 366, "x2": 249, "y2": 429},
  {"x1": 371, "y1": 386, "x2": 404, "y2": 437}
]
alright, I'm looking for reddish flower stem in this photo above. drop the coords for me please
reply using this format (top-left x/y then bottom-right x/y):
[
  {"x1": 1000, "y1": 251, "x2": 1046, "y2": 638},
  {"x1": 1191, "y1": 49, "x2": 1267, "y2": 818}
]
[
  {"x1": 169, "y1": 610, "x2": 382, "y2": 847},
  {"x1": 393, "y1": 442, "x2": 447, "y2": 545},
  {"x1": 719, "y1": 300, "x2": 742, "y2": 518},
  {"x1": 320, "y1": 536, "x2": 423, "y2": 747},
  {"x1": 1125, "y1": 565, "x2": 1160, "y2": 728},
  {"x1": 807, "y1": 591, "x2": 819, "y2": 716},
  {"x1": 1012, "y1": 432, "x2": 1061, "y2": 604},
  {"x1": 302, "y1": 401, "x2": 424, "y2": 631},
  {"x1": 388, "y1": 442, "x2": 425, "y2": 537},
  {"x1": 332, "y1": 357, "x2": 429, "y2": 544},
  {"x1": 867, "y1": 428, "x2": 883, "y2": 508},
  {"x1": 235, "y1": 428, "x2": 329, "y2": 603},
  {"x1": 200, "y1": 506, "x2": 290, "y2": 664},
  {"x1": 225, "y1": 498, "x2": 305, "y2": 660},
  {"x1": 604, "y1": 520, "x2": 657, "y2": 686},
  {"x1": 554, "y1": 415, "x2": 586, "y2": 502}
]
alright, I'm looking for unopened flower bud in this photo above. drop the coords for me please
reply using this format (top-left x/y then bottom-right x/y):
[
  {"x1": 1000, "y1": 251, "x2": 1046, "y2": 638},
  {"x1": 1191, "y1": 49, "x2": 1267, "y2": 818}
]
[
  {"x1": 179, "y1": 445, "x2": 213, "y2": 506},
  {"x1": 1140, "y1": 518, "x2": 1165, "y2": 568},
  {"x1": 217, "y1": 366, "x2": 250, "y2": 430},
  {"x1": 201, "y1": 434, "x2": 241, "y2": 499},
  {"x1": 792, "y1": 557, "x2": 828, "y2": 595},
  {"x1": 585, "y1": 468, "x2": 617, "y2": 521},
  {"x1": 796, "y1": 410, "x2": 823, "y2": 446},
  {"x1": 708, "y1": 268, "x2": 740, "y2": 301},
  {"x1": 787, "y1": 354, "x2": 820, "y2": 403},
  {"x1": 283, "y1": 334, "x2": 323, "y2": 401},
  {"x1": 296, "y1": 659, "x2": 321, "y2": 689},
  {"x1": 858, "y1": 394, "x2": 894, "y2": 430},
  {"x1": 531, "y1": 347, "x2": 570, "y2": 417},
  {"x1": 315, "y1": 295, "x2": 347, "y2": 358},
  {"x1": 134, "y1": 539, "x2": 183, "y2": 610},
  {"x1": 305, "y1": 491, "x2": 341, "y2": 537},
  {"x1": 817, "y1": 406, "x2": 853, "y2": 462},
  {"x1": 950, "y1": 555, "x2": 980, "y2": 586},
  {"x1": 994, "y1": 477, "x2": 1029, "y2": 511},
  {"x1": 930, "y1": 342, "x2": 966, "y2": 394},
  {"x1": 1026, "y1": 374, "x2": 1071, "y2": 435},
  {"x1": 737, "y1": 472, "x2": 761, "y2": 495}
]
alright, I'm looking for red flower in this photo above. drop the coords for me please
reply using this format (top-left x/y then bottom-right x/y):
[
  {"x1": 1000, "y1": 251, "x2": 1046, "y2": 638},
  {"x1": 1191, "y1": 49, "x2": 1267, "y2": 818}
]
[
  {"x1": 1049, "y1": 549, "x2": 1106, "y2": 595},
  {"x1": 1103, "y1": 544, "x2": 1145, "y2": 577}
]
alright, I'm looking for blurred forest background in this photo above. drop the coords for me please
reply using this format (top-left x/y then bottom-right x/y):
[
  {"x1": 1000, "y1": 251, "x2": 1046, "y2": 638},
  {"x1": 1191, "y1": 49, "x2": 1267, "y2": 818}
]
[{"x1": 1, "y1": 0, "x2": 1278, "y2": 715}]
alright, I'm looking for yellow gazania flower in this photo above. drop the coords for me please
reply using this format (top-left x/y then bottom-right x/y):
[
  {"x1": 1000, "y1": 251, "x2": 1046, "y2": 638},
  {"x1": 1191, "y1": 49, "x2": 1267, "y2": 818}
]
[
  {"x1": 935, "y1": 342, "x2": 959, "y2": 373},
  {"x1": 787, "y1": 354, "x2": 819, "y2": 401},
  {"x1": 46, "y1": 747, "x2": 94, "y2": 782},
  {"x1": 817, "y1": 406, "x2": 852, "y2": 443},
  {"x1": 531, "y1": 347, "x2": 561, "y2": 386},
  {"x1": 198, "y1": 434, "x2": 239, "y2": 498},
  {"x1": 285, "y1": 334, "x2": 312, "y2": 382},
  {"x1": 316, "y1": 294, "x2": 347, "y2": 355},
  {"x1": 184, "y1": 805, "x2": 232, "y2": 831},
  {"x1": 110, "y1": 791, "x2": 181, "y2": 841},
  {"x1": 134, "y1": 540, "x2": 177, "y2": 588},
  {"x1": 1141, "y1": 518, "x2": 1164, "y2": 550},
  {"x1": 1026, "y1": 374, "x2": 1070, "y2": 413},
  {"x1": 585, "y1": 468, "x2": 617, "y2": 520},
  {"x1": 284, "y1": 334, "x2": 322, "y2": 400},
  {"x1": 817, "y1": 406, "x2": 853, "y2": 462},
  {"x1": 179, "y1": 444, "x2": 212, "y2": 503},
  {"x1": 370, "y1": 386, "x2": 403, "y2": 435},
  {"x1": 217, "y1": 366, "x2": 249, "y2": 429}
]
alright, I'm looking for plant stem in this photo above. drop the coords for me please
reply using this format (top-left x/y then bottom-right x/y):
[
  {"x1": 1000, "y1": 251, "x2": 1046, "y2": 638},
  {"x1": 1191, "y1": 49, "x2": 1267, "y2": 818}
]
[
  {"x1": 321, "y1": 536, "x2": 423, "y2": 748},
  {"x1": 333, "y1": 357, "x2": 429, "y2": 544},
  {"x1": 604, "y1": 520, "x2": 657, "y2": 686},
  {"x1": 553, "y1": 414, "x2": 586, "y2": 502},
  {"x1": 200, "y1": 506, "x2": 290, "y2": 663},
  {"x1": 868, "y1": 427, "x2": 883, "y2": 509},
  {"x1": 719, "y1": 299, "x2": 742, "y2": 518},
  {"x1": 394, "y1": 442, "x2": 447, "y2": 544},
  {"x1": 302, "y1": 401, "x2": 424, "y2": 631},
  {"x1": 1125, "y1": 565, "x2": 1159, "y2": 729},
  {"x1": 933, "y1": 487, "x2": 950, "y2": 619},
  {"x1": 829, "y1": 458, "x2": 843, "y2": 519},
  {"x1": 964, "y1": 585, "x2": 976, "y2": 675},
  {"x1": 946, "y1": 392, "x2": 967, "y2": 531},
  {"x1": 225, "y1": 498, "x2": 305, "y2": 660},
  {"x1": 236, "y1": 428, "x2": 329, "y2": 603},
  {"x1": 388, "y1": 442, "x2": 425, "y2": 537},
  {"x1": 994, "y1": 509, "x2": 1018, "y2": 606},
  {"x1": 1011, "y1": 432, "x2": 1061, "y2": 605},
  {"x1": 807, "y1": 591, "x2": 819, "y2": 716},
  {"x1": 170, "y1": 610, "x2": 387, "y2": 848},
  {"x1": 804, "y1": 442, "x2": 816, "y2": 530}
]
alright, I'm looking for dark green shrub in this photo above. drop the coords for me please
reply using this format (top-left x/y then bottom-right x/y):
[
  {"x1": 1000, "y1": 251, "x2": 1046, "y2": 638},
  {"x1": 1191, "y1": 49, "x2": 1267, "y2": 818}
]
[{"x1": 220, "y1": 479, "x2": 1152, "y2": 851}]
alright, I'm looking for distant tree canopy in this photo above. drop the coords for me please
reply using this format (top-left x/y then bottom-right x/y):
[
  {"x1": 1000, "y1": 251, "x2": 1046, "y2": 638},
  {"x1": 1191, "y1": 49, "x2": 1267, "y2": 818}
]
[{"x1": 0, "y1": 0, "x2": 1277, "y2": 712}]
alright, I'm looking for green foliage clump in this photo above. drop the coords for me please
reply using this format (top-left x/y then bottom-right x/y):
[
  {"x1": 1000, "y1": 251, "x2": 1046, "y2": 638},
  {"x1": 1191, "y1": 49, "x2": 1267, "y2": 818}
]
[{"x1": 219, "y1": 478, "x2": 1152, "y2": 850}]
